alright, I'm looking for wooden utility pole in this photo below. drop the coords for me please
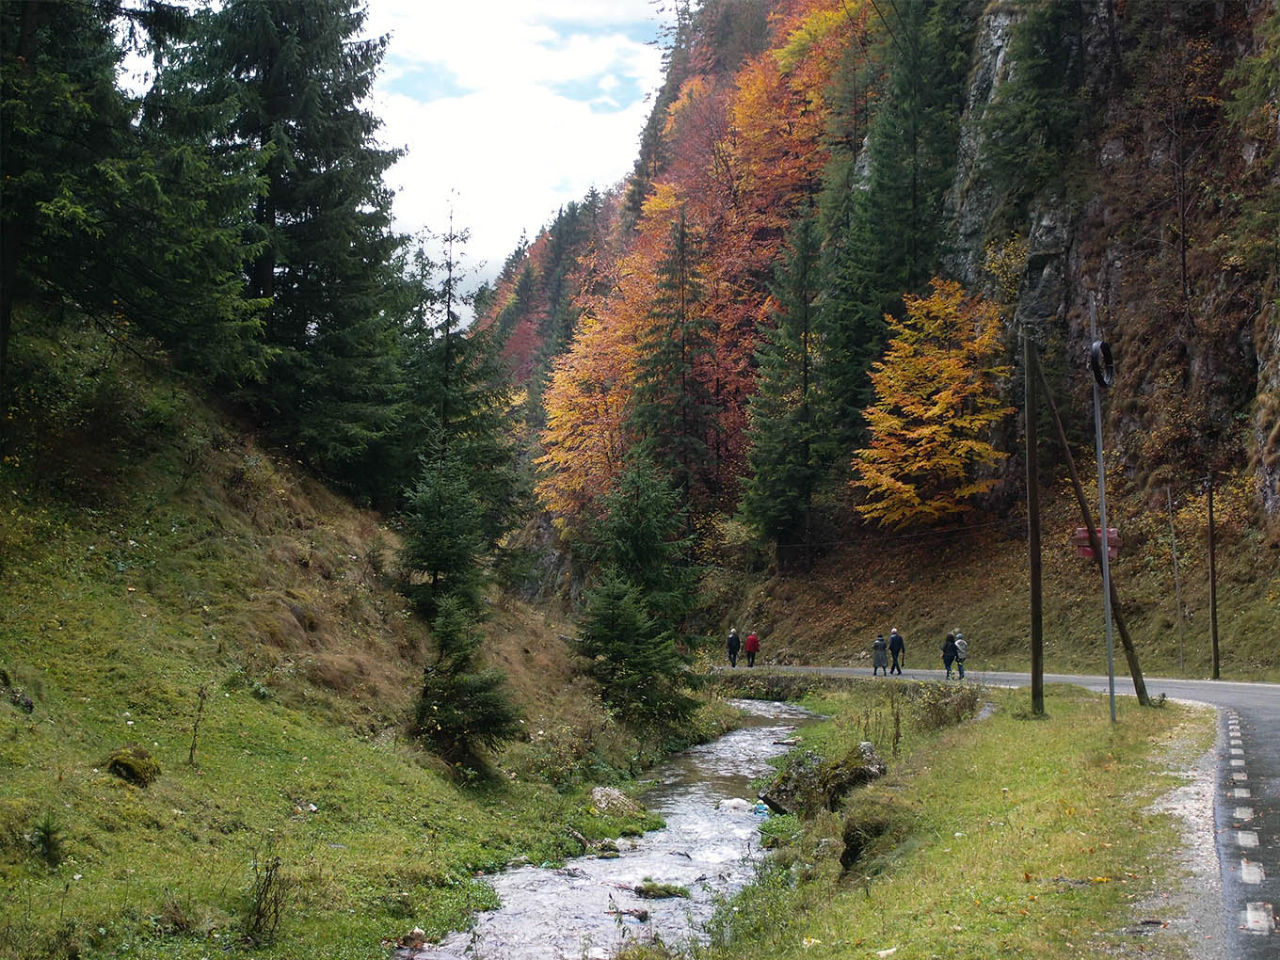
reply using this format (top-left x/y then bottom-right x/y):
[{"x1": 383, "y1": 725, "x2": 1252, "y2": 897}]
[
  {"x1": 1034, "y1": 357, "x2": 1152, "y2": 707},
  {"x1": 1025, "y1": 326, "x2": 1044, "y2": 716},
  {"x1": 1207, "y1": 474, "x2": 1220, "y2": 679},
  {"x1": 1166, "y1": 486, "x2": 1185, "y2": 674}
]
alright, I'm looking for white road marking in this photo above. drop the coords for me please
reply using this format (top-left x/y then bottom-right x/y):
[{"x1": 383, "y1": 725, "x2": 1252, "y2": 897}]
[
  {"x1": 1237, "y1": 830, "x2": 1259, "y2": 848},
  {"x1": 1241, "y1": 860, "x2": 1265, "y2": 885},
  {"x1": 1242, "y1": 902, "x2": 1274, "y2": 935},
  {"x1": 1234, "y1": 788, "x2": 1252, "y2": 799},
  {"x1": 1234, "y1": 807, "x2": 1255, "y2": 820}
]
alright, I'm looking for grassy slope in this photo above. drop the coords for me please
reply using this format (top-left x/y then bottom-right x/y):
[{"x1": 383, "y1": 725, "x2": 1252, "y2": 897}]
[
  {"x1": 706, "y1": 470, "x2": 1279, "y2": 682},
  {"x1": 0, "y1": 335, "x2": 659, "y2": 960}
]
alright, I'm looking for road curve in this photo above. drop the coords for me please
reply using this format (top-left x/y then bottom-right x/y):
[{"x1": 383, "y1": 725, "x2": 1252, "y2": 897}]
[{"x1": 757, "y1": 664, "x2": 1280, "y2": 957}]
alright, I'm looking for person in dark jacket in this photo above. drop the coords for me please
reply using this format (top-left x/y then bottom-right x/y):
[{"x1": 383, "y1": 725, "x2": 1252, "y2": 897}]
[
  {"x1": 727, "y1": 627, "x2": 741, "y2": 668},
  {"x1": 942, "y1": 633, "x2": 958, "y2": 679},
  {"x1": 744, "y1": 631, "x2": 760, "y2": 667},
  {"x1": 888, "y1": 628, "x2": 905, "y2": 675}
]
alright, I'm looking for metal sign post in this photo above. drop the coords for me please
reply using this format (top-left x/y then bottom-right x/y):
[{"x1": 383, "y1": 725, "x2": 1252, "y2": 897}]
[{"x1": 1089, "y1": 302, "x2": 1117, "y2": 724}]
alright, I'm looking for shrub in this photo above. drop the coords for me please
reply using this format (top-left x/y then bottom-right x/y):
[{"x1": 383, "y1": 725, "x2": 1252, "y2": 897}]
[{"x1": 239, "y1": 846, "x2": 291, "y2": 946}]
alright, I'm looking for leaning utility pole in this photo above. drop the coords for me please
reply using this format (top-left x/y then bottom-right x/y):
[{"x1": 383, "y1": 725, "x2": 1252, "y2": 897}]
[
  {"x1": 1033, "y1": 355, "x2": 1152, "y2": 707},
  {"x1": 1025, "y1": 323, "x2": 1044, "y2": 716},
  {"x1": 1088, "y1": 314, "x2": 1118, "y2": 723}
]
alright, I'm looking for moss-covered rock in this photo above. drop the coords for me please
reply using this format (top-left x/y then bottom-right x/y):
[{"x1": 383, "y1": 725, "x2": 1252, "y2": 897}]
[{"x1": 104, "y1": 744, "x2": 161, "y2": 787}]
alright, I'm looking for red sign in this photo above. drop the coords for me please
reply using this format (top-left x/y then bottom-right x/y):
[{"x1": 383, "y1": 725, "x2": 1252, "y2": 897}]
[{"x1": 1070, "y1": 527, "x2": 1119, "y2": 560}]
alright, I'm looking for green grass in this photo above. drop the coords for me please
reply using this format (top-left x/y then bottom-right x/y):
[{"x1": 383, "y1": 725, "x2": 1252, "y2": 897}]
[{"x1": 696, "y1": 682, "x2": 1216, "y2": 960}]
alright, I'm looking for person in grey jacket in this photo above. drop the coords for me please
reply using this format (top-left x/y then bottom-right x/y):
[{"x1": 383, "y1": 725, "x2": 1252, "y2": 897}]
[{"x1": 872, "y1": 635, "x2": 888, "y2": 676}]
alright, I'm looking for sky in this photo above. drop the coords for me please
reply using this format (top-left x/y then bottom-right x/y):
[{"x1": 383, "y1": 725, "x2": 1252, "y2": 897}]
[{"x1": 364, "y1": 1, "x2": 673, "y2": 292}]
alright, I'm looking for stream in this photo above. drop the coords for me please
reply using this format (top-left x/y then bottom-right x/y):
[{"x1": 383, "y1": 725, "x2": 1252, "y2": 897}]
[{"x1": 408, "y1": 699, "x2": 812, "y2": 960}]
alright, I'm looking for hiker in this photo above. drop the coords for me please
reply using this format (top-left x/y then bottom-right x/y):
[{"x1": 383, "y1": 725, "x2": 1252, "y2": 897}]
[
  {"x1": 942, "y1": 633, "x2": 958, "y2": 679},
  {"x1": 872, "y1": 634, "x2": 888, "y2": 676},
  {"x1": 744, "y1": 631, "x2": 760, "y2": 667},
  {"x1": 954, "y1": 631, "x2": 968, "y2": 679},
  {"x1": 888, "y1": 627, "x2": 905, "y2": 675},
  {"x1": 727, "y1": 627, "x2": 741, "y2": 668}
]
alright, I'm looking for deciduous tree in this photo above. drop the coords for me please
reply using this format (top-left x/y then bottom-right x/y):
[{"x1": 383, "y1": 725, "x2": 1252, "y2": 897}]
[{"x1": 853, "y1": 279, "x2": 1013, "y2": 529}]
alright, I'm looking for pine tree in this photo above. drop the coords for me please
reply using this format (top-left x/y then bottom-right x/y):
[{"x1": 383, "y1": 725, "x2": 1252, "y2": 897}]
[
  {"x1": 853, "y1": 279, "x2": 1013, "y2": 529},
  {"x1": 629, "y1": 213, "x2": 719, "y2": 509},
  {"x1": 192, "y1": 0, "x2": 406, "y2": 488},
  {"x1": 741, "y1": 217, "x2": 831, "y2": 567}
]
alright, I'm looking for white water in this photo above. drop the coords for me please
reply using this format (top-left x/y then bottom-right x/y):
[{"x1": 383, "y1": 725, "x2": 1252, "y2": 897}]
[{"x1": 408, "y1": 700, "x2": 811, "y2": 960}]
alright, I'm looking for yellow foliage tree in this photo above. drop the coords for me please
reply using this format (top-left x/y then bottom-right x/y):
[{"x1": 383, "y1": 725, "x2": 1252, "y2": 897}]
[{"x1": 853, "y1": 278, "x2": 1014, "y2": 529}]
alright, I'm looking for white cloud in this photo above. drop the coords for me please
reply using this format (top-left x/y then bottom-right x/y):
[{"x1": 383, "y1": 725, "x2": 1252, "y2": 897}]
[{"x1": 366, "y1": 0, "x2": 669, "y2": 288}]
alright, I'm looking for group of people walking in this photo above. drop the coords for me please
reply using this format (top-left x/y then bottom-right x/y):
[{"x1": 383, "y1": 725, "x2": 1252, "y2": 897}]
[
  {"x1": 725, "y1": 623, "x2": 968, "y2": 677},
  {"x1": 872, "y1": 627, "x2": 968, "y2": 678},
  {"x1": 725, "y1": 627, "x2": 760, "y2": 667}
]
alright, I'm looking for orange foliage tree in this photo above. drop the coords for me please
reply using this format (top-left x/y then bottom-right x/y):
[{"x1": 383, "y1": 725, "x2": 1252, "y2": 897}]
[
  {"x1": 853, "y1": 278, "x2": 1013, "y2": 529},
  {"x1": 534, "y1": 191, "x2": 681, "y2": 529}
]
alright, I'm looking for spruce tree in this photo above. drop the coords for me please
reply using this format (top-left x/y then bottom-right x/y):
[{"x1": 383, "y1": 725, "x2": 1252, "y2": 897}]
[
  {"x1": 981, "y1": 0, "x2": 1087, "y2": 215},
  {"x1": 413, "y1": 596, "x2": 522, "y2": 769},
  {"x1": 401, "y1": 440, "x2": 485, "y2": 617},
  {"x1": 1, "y1": 1, "x2": 264, "y2": 400},
  {"x1": 578, "y1": 570, "x2": 695, "y2": 728},
  {"x1": 817, "y1": 0, "x2": 978, "y2": 451},
  {"x1": 192, "y1": 0, "x2": 406, "y2": 488},
  {"x1": 591, "y1": 455, "x2": 694, "y2": 634},
  {"x1": 629, "y1": 213, "x2": 719, "y2": 509},
  {"x1": 395, "y1": 228, "x2": 522, "y2": 541},
  {"x1": 741, "y1": 217, "x2": 831, "y2": 567}
]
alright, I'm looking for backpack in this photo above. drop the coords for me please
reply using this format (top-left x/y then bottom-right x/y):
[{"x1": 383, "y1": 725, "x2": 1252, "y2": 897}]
[{"x1": 955, "y1": 637, "x2": 968, "y2": 659}]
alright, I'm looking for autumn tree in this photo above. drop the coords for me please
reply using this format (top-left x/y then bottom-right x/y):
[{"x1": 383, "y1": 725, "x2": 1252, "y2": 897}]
[{"x1": 853, "y1": 279, "x2": 1013, "y2": 529}]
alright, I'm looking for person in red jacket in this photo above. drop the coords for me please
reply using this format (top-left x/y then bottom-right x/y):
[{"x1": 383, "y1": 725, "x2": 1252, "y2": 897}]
[{"x1": 744, "y1": 631, "x2": 760, "y2": 667}]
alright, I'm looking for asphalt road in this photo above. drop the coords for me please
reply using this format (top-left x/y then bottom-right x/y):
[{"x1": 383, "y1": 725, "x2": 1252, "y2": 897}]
[{"x1": 760, "y1": 664, "x2": 1279, "y2": 956}]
